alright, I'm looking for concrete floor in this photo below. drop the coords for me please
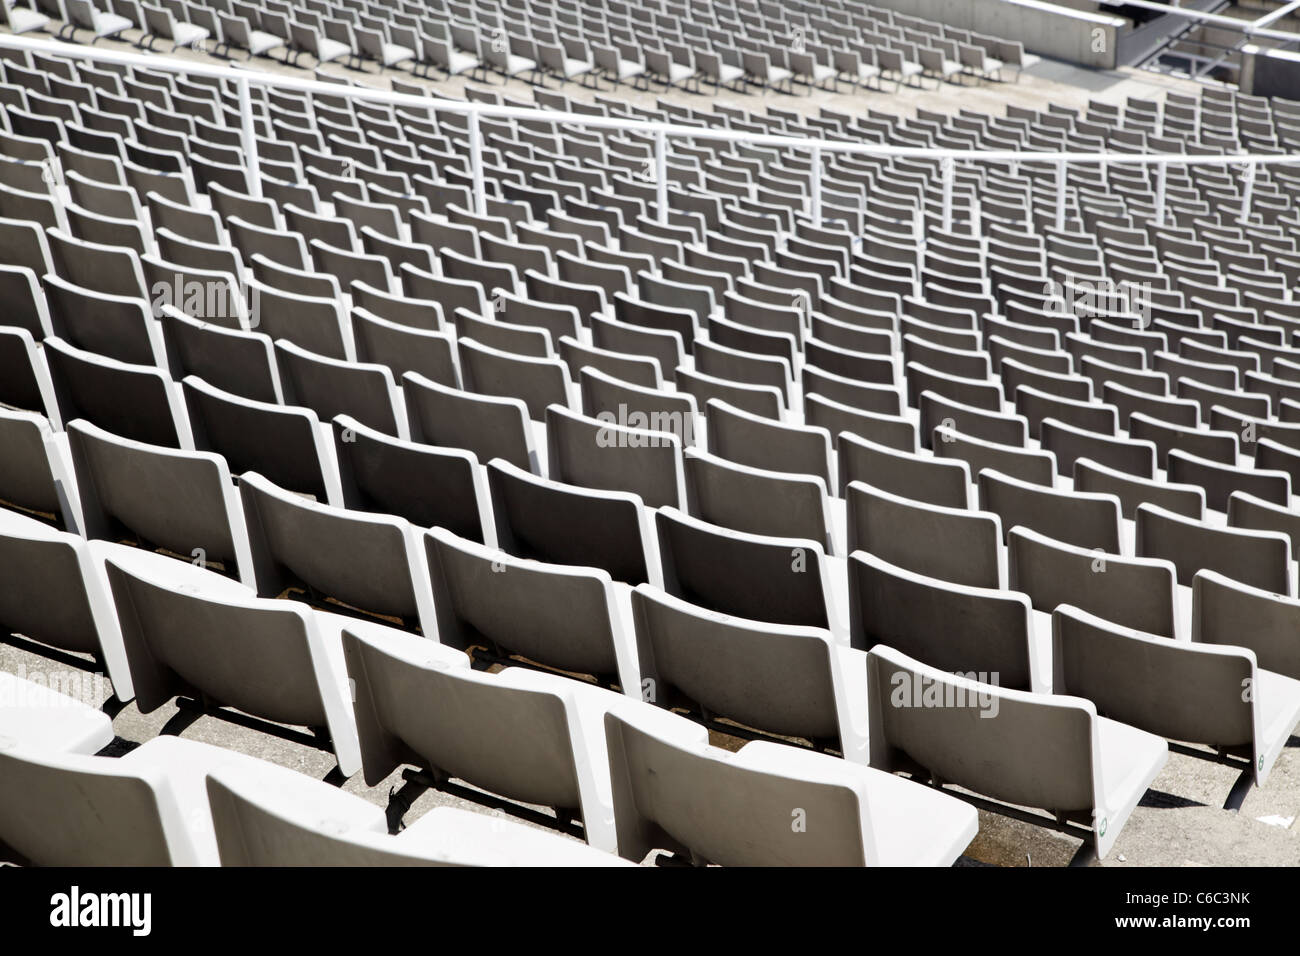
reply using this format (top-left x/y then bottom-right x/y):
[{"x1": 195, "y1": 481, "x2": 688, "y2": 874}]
[{"x1": 4, "y1": 29, "x2": 1299, "y2": 866}]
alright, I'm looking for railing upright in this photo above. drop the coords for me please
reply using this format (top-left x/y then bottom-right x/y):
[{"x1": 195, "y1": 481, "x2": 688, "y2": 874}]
[
  {"x1": 656, "y1": 128, "x2": 668, "y2": 225},
  {"x1": 468, "y1": 111, "x2": 485, "y2": 217},
  {"x1": 237, "y1": 78, "x2": 261, "y2": 199},
  {"x1": 941, "y1": 156, "x2": 954, "y2": 233},
  {"x1": 1240, "y1": 160, "x2": 1257, "y2": 224}
]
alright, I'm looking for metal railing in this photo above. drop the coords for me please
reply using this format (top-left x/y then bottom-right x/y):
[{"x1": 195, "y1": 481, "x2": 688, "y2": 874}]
[
  {"x1": 1098, "y1": 0, "x2": 1300, "y2": 44},
  {"x1": 2, "y1": 31, "x2": 1300, "y2": 236}
]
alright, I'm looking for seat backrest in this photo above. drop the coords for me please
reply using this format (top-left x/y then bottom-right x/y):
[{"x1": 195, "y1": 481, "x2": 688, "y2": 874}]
[
  {"x1": 45, "y1": 337, "x2": 185, "y2": 449},
  {"x1": 978, "y1": 467, "x2": 1121, "y2": 552},
  {"x1": 68, "y1": 417, "x2": 249, "y2": 577},
  {"x1": 933, "y1": 425, "x2": 1056, "y2": 488},
  {"x1": 632, "y1": 582, "x2": 842, "y2": 742},
  {"x1": 866, "y1": 644, "x2": 1098, "y2": 818},
  {"x1": 850, "y1": 549, "x2": 1037, "y2": 690},
  {"x1": 424, "y1": 524, "x2": 627, "y2": 681},
  {"x1": 104, "y1": 549, "x2": 338, "y2": 737},
  {"x1": 402, "y1": 371, "x2": 536, "y2": 472},
  {"x1": 487, "y1": 457, "x2": 653, "y2": 585},
  {"x1": 604, "y1": 707, "x2": 871, "y2": 865},
  {"x1": 239, "y1": 464, "x2": 430, "y2": 624},
  {"x1": 1136, "y1": 502, "x2": 1291, "y2": 593},
  {"x1": 0, "y1": 746, "x2": 179, "y2": 865},
  {"x1": 546, "y1": 403, "x2": 685, "y2": 510},
  {"x1": 332, "y1": 414, "x2": 487, "y2": 543},
  {"x1": 342, "y1": 625, "x2": 587, "y2": 811},
  {"x1": 708, "y1": 398, "x2": 832, "y2": 488},
  {"x1": 458, "y1": 336, "x2": 571, "y2": 421},
  {"x1": 1053, "y1": 604, "x2": 1253, "y2": 748},
  {"x1": 655, "y1": 505, "x2": 832, "y2": 631},
  {"x1": 274, "y1": 339, "x2": 403, "y2": 438},
  {"x1": 1009, "y1": 525, "x2": 1177, "y2": 637},
  {"x1": 1192, "y1": 569, "x2": 1300, "y2": 680},
  {"x1": 847, "y1": 480, "x2": 1002, "y2": 589},
  {"x1": 684, "y1": 446, "x2": 832, "y2": 552}
]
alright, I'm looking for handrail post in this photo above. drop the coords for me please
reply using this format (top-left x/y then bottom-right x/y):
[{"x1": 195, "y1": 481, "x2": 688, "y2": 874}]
[
  {"x1": 1154, "y1": 161, "x2": 1168, "y2": 227},
  {"x1": 656, "y1": 128, "x2": 668, "y2": 225},
  {"x1": 941, "y1": 156, "x2": 954, "y2": 233},
  {"x1": 1054, "y1": 159, "x2": 1066, "y2": 233},
  {"x1": 810, "y1": 145, "x2": 822, "y2": 227},
  {"x1": 238, "y1": 78, "x2": 261, "y2": 199},
  {"x1": 1240, "y1": 160, "x2": 1257, "y2": 224},
  {"x1": 468, "y1": 110, "x2": 486, "y2": 217}
]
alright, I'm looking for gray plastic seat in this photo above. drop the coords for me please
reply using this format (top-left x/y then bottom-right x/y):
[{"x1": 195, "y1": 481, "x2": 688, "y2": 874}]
[
  {"x1": 578, "y1": 366, "x2": 700, "y2": 447},
  {"x1": 402, "y1": 371, "x2": 537, "y2": 473},
  {"x1": 865, "y1": 643, "x2": 1167, "y2": 862},
  {"x1": 47, "y1": 227, "x2": 147, "y2": 299},
  {"x1": 158, "y1": 305, "x2": 282, "y2": 404},
  {"x1": 546, "y1": 403, "x2": 685, "y2": 510},
  {"x1": 655, "y1": 506, "x2": 842, "y2": 639},
  {"x1": 684, "y1": 447, "x2": 835, "y2": 554},
  {"x1": 183, "y1": 375, "x2": 340, "y2": 505},
  {"x1": 205, "y1": 761, "x2": 627, "y2": 866},
  {"x1": 978, "y1": 468, "x2": 1121, "y2": 552},
  {"x1": 837, "y1": 432, "x2": 969, "y2": 510},
  {"x1": 239, "y1": 470, "x2": 434, "y2": 631},
  {"x1": 804, "y1": 364, "x2": 901, "y2": 416},
  {"x1": 1129, "y1": 412, "x2": 1238, "y2": 469},
  {"x1": 631, "y1": 583, "x2": 868, "y2": 756},
  {"x1": 1168, "y1": 449, "x2": 1290, "y2": 513},
  {"x1": 1136, "y1": 502, "x2": 1292, "y2": 594},
  {"x1": 244, "y1": 277, "x2": 353, "y2": 361},
  {"x1": 676, "y1": 365, "x2": 784, "y2": 421},
  {"x1": 560, "y1": 333, "x2": 663, "y2": 391},
  {"x1": 1227, "y1": 490, "x2": 1300, "y2": 559},
  {"x1": 933, "y1": 425, "x2": 1056, "y2": 488},
  {"x1": 919, "y1": 389, "x2": 1027, "y2": 451},
  {"x1": 1073, "y1": 456, "x2": 1205, "y2": 520},
  {"x1": 458, "y1": 336, "x2": 573, "y2": 422},
  {"x1": 1053, "y1": 604, "x2": 1300, "y2": 797},
  {"x1": 103, "y1": 547, "x2": 363, "y2": 775},
  {"x1": 847, "y1": 481, "x2": 1002, "y2": 589},
  {"x1": 1008, "y1": 526, "x2": 1179, "y2": 639},
  {"x1": 850, "y1": 548, "x2": 1043, "y2": 691},
  {"x1": 143, "y1": 253, "x2": 248, "y2": 328},
  {"x1": 1193, "y1": 570, "x2": 1300, "y2": 682},
  {"x1": 0, "y1": 407, "x2": 80, "y2": 530},
  {"x1": 604, "y1": 701, "x2": 977, "y2": 865},
  {"x1": 905, "y1": 361, "x2": 1002, "y2": 412},
  {"x1": 0, "y1": 735, "x2": 299, "y2": 866},
  {"x1": 351, "y1": 307, "x2": 458, "y2": 389},
  {"x1": 0, "y1": 264, "x2": 52, "y2": 340},
  {"x1": 342, "y1": 622, "x2": 619, "y2": 850},
  {"x1": 706, "y1": 398, "x2": 834, "y2": 492},
  {"x1": 68, "y1": 418, "x2": 254, "y2": 585},
  {"x1": 487, "y1": 457, "x2": 656, "y2": 586},
  {"x1": 43, "y1": 273, "x2": 168, "y2": 369},
  {"x1": 424, "y1": 525, "x2": 639, "y2": 691},
  {"x1": 1040, "y1": 417, "x2": 1156, "y2": 479},
  {"x1": 275, "y1": 339, "x2": 407, "y2": 439},
  {"x1": 333, "y1": 415, "x2": 490, "y2": 544},
  {"x1": 44, "y1": 336, "x2": 190, "y2": 449},
  {"x1": 0, "y1": 507, "x2": 135, "y2": 698}
]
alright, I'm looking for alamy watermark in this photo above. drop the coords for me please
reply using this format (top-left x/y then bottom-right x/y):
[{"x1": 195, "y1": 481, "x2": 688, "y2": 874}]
[
  {"x1": 595, "y1": 403, "x2": 701, "y2": 447},
  {"x1": 889, "y1": 669, "x2": 1001, "y2": 718},
  {"x1": 0, "y1": 662, "x2": 110, "y2": 714}
]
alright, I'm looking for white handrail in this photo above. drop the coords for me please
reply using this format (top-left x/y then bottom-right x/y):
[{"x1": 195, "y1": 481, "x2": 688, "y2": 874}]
[
  {"x1": 2, "y1": 32, "x2": 1298, "y2": 230},
  {"x1": 1097, "y1": 0, "x2": 1300, "y2": 44}
]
